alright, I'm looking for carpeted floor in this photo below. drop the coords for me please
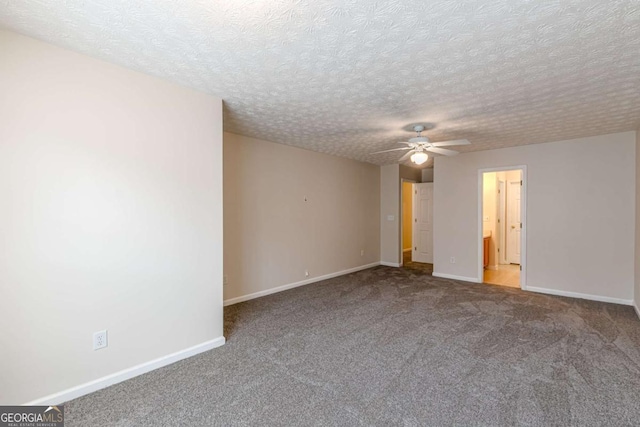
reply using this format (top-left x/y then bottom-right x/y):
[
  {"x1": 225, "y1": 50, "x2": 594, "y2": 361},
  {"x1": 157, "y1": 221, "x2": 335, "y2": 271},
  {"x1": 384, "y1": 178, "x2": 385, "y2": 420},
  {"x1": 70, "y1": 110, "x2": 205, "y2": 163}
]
[
  {"x1": 402, "y1": 251, "x2": 434, "y2": 274},
  {"x1": 65, "y1": 266, "x2": 640, "y2": 426}
]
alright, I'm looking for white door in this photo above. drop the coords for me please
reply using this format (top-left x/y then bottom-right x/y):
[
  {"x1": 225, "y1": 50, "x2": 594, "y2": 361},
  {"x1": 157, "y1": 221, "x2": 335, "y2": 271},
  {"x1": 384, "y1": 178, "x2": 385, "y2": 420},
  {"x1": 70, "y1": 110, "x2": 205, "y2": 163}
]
[
  {"x1": 507, "y1": 178, "x2": 521, "y2": 264},
  {"x1": 498, "y1": 180, "x2": 507, "y2": 264},
  {"x1": 412, "y1": 183, "x2": 433, "y2": 263}
]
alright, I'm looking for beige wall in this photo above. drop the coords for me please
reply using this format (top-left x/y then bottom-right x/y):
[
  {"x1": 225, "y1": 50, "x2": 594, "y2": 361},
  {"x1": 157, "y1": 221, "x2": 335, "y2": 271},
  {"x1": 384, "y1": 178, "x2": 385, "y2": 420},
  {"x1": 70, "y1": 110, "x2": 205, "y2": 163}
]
[
  {"x1": 400, "y1": 165, "x2": 422, "y2": 182},
  {"x1": 434, "y1": 132, "x2": 636, "y2": 302},
  {"x1": 0, "y1": 31, "x2": 224, "y2": 404},
  {"x1": 223, "y1": 132, "x2": 380, "y2": 302},
  {"x1": 636, "y1": 127, "x2": 640, "y2": 313},
  {"x1": 422, "y1": 168, "x2": 434, "y2": 183},
  {"x1": 402, "y1": 182, "x2": 413, "y2": 251},
  {"x1": 380, "y1": 165, "x2": 400, "y2": 264}
]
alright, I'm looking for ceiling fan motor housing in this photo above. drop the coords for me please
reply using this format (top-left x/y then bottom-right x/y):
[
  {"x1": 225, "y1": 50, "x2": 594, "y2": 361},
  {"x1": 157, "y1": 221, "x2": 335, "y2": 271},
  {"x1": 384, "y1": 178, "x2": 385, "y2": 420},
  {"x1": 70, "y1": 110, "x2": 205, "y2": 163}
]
[{"x1": 409, "y1": 136, "x2": 429, "y2": 144}]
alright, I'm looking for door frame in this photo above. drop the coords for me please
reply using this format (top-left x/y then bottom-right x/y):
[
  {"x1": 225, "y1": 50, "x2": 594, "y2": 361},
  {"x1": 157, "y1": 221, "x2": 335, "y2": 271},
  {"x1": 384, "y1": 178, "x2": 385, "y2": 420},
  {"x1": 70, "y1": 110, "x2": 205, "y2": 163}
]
[
  {"x1": 477, "y1": 166, "x2": 527, "y2": 290},
  {"x1": 399, "y1": 178, "x2": 417, "y2": 266}
]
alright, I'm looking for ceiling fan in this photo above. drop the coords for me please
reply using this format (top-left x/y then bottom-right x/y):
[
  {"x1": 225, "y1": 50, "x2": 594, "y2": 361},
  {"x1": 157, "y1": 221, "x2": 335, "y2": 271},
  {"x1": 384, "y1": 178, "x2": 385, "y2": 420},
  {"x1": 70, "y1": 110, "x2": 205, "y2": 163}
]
[{"x1": 371, "y1": 125, "x2": 470, "y2": 165}]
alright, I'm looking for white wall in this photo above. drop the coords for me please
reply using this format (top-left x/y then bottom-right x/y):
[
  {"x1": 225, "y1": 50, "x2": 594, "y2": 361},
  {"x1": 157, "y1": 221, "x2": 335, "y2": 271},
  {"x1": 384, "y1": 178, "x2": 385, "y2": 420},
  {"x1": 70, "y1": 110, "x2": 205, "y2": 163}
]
[
  {"x1": 223, "y1": 132, "x2": 380, "y2": 303},
  {"x1": 0, "y1": 30, "x2": 224, "y2": 404},
  {"x1": 434, "y1": 132, "x2": 636, "y2": 303}
]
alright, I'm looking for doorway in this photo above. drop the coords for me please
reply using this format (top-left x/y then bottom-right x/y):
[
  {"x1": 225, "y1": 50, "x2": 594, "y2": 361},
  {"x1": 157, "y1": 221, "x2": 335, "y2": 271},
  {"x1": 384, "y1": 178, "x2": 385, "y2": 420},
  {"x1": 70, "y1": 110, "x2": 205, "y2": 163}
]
[
  {"x1": 401, "y1": 180, "x2": 414, "y2": 266},
  {"x1": 400, "y1": 180, "x2": 433, "y2": 273},
  {"x1": 479, "y1": 167, "x2": 526, "y2": 289}
]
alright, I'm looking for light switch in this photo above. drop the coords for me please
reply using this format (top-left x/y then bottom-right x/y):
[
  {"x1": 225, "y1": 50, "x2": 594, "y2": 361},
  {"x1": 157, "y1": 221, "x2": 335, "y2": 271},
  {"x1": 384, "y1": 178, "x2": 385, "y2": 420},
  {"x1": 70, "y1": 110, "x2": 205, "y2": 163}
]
[{"x1": 387, "y1": 215, "x2": 395, "y2": 221}]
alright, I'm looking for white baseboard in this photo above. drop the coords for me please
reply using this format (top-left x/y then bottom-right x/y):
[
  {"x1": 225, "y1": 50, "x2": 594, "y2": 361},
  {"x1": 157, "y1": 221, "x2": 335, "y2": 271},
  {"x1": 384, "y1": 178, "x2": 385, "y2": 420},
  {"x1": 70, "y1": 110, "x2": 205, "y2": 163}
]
[
  {"x1": 223, "y1": 262, "x2": 380, "y2": 306},
  {"x1": 24, "y1": 336, "x2": 226, "y2": 406},
  {"x1": 380, "y1": 261, "x2": 401, "y2": 267},
  {"x1": 432, "y1": 272, "x2": 482, "y2": 283},
  {"x1": 487, "y1": 265, "x2": 498, "y2": 271},
  {"x1": 526, "y1": 286, "x2": 634, "y2": 306},
  {"x1": 634, "y1": 302, "x2": 640, "y2": 320}
]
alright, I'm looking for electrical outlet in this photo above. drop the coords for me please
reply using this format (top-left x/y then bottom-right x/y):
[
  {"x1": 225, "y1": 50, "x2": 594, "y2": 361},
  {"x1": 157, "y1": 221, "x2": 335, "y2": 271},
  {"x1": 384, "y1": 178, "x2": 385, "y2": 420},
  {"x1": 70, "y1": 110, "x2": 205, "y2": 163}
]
[
  {"x1": 93, "y1": 330, "x2": 108, "y2": 350},
  {"x1": 360, "y1": 249, "x2": 364, "y2": 256},
  {"x1": 305, "y1": 270, "x2": 309, "y2": 277},
  {"x1": 450, "y1": 257, "x2": 456, "y2": 264}
]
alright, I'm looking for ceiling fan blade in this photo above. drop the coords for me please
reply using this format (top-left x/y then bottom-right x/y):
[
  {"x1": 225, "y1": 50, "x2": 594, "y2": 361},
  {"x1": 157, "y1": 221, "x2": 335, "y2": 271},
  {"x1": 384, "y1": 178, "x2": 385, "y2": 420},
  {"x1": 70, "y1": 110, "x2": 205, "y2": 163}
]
[
  {"x1": 426, "y1": 147, "x2": 459, "y2": 156},
  {"x1": 397, "y1": 141, "x2": 412, "y2": 145},
  {"x1": 430, "y1": 139, "x2": 470, "y2": 147},
  {"x1": 370, "y1": 147, "x2": 411, "y2": 154},
  {"x1": 399, "y1": 150, "x2": 415, "y2": 162}
]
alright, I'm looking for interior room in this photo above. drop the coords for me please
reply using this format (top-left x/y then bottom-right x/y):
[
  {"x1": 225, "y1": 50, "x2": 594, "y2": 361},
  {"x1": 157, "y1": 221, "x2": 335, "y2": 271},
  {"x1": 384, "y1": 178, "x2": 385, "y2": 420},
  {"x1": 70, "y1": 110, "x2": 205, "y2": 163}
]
[{"x1": 1, "y1": 1, "x2": 640, "y2": 425}]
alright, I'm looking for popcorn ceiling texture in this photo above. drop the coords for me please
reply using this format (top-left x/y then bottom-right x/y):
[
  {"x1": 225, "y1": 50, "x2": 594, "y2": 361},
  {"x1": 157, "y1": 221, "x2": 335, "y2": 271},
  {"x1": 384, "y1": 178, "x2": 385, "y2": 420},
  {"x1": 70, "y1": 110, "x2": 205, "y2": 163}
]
[{"x1": 1, "y1": 1, "x2": 639, "y2": 166}]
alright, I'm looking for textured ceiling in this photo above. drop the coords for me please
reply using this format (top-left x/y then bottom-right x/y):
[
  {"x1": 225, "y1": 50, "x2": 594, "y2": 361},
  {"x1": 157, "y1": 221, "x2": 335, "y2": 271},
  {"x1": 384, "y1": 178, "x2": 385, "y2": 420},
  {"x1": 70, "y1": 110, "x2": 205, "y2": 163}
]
[{"x1": 1, "y1": 1, "x2": 640, "y2": 167}]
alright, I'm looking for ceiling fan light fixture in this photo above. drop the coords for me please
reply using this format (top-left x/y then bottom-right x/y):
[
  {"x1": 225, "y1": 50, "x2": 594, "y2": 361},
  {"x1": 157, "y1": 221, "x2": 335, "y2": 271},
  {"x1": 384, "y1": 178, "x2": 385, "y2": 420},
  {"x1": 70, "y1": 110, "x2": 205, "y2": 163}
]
[
  {"x1": 369, "y1": 124, "x2": 470, "y2": 164},
  {"x1": 410, "y1": 151, "x2": 428, "y2": 165},
  {"x1": 409, "y1": 136, "x2": 429, "y2": 144}
]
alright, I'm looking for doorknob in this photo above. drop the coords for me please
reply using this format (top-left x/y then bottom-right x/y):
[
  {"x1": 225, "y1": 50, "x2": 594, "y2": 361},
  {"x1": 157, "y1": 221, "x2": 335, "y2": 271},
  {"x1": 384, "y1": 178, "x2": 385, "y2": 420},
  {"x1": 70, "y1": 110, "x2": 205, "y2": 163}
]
[{"x1": 511, "y1": 225, "x2": 515, "y2": 229}]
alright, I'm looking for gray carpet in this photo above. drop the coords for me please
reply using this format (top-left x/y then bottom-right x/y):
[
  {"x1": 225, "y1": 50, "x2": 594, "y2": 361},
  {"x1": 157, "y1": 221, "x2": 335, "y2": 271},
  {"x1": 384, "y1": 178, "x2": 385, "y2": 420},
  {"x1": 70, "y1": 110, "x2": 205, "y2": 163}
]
[
  {"x1": 402, "y1": 251, "x2": 434, "y2": 274},
  {"x1": 66, "y1": 266, "x2": 640, "y2": 426}
]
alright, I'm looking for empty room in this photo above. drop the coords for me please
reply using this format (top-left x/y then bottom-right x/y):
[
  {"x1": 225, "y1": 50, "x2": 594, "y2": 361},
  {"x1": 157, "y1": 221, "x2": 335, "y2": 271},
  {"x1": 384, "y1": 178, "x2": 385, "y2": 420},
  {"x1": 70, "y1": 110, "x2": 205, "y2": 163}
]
[{"x1": 1, "y1": 1, "x2": 640, "y2": 426}]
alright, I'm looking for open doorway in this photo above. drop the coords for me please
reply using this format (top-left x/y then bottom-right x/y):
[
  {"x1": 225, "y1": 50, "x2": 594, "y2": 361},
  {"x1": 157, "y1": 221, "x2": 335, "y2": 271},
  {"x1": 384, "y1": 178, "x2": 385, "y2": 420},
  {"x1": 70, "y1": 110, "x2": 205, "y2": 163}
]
[
  {"x1": 400, "y1": 180, "x2": 433, "y2": 273},
  {"x1": 479, "y1": 168, "x2": 526, "y2": 289},
  {"x1": 401, "y1": 180, "x2": 414, "y2": 266}
]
